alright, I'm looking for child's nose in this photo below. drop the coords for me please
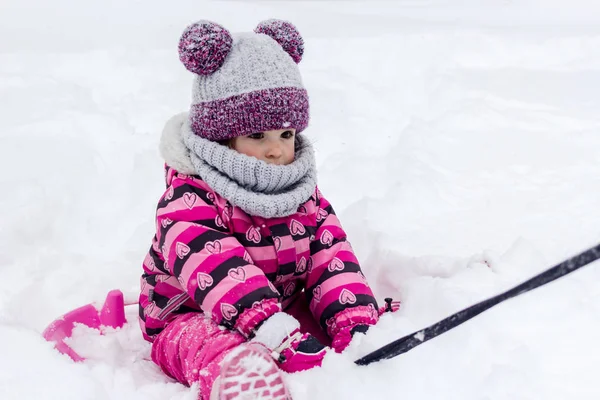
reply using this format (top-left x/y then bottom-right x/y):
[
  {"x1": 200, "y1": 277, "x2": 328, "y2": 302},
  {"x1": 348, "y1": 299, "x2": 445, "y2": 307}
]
[{"x1": 266, "y1": 142, "x2": 283, "y2": 158}]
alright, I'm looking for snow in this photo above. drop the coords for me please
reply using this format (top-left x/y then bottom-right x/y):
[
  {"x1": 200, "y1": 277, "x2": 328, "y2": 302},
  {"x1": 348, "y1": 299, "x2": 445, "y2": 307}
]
[{"x1": 1, "y1": 0, "x2": 600, "y2": 399}]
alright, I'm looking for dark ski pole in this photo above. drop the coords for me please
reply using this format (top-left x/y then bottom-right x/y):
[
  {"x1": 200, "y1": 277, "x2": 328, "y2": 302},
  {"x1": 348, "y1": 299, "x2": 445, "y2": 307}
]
[{"x1": 355, "y1": 242, "x2": 600, "y2": 366}]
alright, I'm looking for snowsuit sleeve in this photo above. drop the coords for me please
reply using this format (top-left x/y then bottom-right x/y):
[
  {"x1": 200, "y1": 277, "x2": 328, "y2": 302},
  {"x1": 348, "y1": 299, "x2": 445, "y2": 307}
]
[
  {"x1": 156, "y1": 174, "x2": 281, "y2": 337},
  {"x1": 306, "y1": 188, "x2": 380, "y2": 341}
]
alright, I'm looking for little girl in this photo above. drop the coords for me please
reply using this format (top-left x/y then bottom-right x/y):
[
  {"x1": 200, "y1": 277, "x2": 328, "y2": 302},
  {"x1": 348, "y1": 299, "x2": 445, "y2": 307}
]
[{"x1": 139, "y1": 19, "x2": 399, "y2": 399}]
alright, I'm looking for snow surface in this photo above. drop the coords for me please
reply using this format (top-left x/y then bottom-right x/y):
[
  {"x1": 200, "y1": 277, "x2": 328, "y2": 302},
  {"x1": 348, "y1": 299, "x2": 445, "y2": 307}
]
[{"x1": 1, "y1": 0, "x2": 600, "y2": 399}]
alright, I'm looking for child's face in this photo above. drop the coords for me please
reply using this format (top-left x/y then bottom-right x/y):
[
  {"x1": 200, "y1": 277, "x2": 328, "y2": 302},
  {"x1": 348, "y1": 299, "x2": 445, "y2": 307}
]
[{"x1": 230, "y1": 128, "x2": 296, "y2": 165}]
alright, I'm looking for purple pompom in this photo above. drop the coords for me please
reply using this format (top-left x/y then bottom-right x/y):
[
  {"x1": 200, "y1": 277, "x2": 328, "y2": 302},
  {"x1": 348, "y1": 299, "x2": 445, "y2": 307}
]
[
  {"x1": 254, "y1": 19, "x2": 304, "y2": 64},
  {"x1": 178, "y1": 21, "x2": 233, "y2": 75}
]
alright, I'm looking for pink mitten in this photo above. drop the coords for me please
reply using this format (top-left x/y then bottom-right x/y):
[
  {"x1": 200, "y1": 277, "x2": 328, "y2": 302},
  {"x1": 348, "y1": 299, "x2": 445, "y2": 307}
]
[
  {"x1": 331, "y1": 298, "x2": 401, "y2": 353},
  {"x1": 252, "y1": 312, "x2": 328, "y2": 373},
  {"x1": 331, "y1": 324, "x2": 370, "y2": 353}
]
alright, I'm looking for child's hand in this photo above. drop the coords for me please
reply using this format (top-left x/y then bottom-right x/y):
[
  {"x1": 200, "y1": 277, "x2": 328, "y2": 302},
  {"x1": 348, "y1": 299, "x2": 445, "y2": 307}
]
[
  {"x1": 331, "y1": 324, "x2": 370, "y2": 353},
  {"x1": 251, "y1": 312, "x2": 327, "y2": 372},
  {"x1": 331, "y1": 298, "x2": 400, "y2": 353}
]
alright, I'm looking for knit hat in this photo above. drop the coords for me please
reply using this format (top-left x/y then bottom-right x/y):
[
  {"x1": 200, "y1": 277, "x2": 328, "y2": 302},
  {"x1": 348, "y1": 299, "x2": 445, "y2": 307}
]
[{"x1": 178, "y1": 19, "x2": 309, "y2": 141}]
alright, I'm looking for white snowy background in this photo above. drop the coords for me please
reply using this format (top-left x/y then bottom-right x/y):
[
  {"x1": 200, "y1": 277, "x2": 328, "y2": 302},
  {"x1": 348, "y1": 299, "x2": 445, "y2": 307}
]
[{"x1": 1, "y1": 0, "x2": 600, "y2": 399}]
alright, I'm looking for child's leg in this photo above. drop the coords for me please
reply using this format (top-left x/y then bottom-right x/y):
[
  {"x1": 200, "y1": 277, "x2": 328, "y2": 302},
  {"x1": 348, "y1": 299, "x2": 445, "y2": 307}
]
[{"x1": 151, "y1": 312, "x2": 245, "y2": 396}]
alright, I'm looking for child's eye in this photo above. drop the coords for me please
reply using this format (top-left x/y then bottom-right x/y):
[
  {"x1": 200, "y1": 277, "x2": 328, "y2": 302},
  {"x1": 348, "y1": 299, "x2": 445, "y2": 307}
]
[
  {"x1": 281, "y1": 130, "x2": 294, "y2": 139},
  {"x1": 248, "y1": 133, "x2": 264, "y2": 139}
]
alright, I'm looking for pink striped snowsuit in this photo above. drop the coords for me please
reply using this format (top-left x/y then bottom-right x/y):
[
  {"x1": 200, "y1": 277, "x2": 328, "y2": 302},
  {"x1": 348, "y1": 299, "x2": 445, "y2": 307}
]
[{"x1": 139, "y1": 165, "x2": 379, "y2": 393}]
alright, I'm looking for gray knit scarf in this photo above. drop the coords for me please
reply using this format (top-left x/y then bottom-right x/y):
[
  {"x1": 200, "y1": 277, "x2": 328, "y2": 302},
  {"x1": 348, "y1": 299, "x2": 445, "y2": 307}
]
[{"x1": 180, "y1": 117, "x2": 317, "y2": 218}]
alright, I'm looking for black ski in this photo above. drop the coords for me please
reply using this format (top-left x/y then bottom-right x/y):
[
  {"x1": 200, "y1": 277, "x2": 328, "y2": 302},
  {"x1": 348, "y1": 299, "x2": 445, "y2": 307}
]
[{"x1": 355, "y1": 242, "x2": 600, "y2": 366}]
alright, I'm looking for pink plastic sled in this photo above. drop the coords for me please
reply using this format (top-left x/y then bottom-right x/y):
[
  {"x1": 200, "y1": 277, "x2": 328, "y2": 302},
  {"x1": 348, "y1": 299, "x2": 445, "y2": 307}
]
[{"x1": 42, "y1": 289, "x2": 129, "y2": 361}]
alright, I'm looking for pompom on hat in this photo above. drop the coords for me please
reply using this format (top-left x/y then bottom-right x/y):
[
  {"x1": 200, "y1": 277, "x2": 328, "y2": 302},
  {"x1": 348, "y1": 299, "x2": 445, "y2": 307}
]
[{"x1": 178, "y1": 19, "x2": 309, "y2": 141}]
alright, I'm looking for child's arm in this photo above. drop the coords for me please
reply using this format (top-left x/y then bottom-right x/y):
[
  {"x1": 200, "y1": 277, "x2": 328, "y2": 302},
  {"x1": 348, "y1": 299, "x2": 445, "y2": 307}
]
[
  {"x1": 306, "y1": 188, "x2": 380, "y2": 351},
  {"x1": 156, "y1": 175, "x2": 281, "y2": 338}
]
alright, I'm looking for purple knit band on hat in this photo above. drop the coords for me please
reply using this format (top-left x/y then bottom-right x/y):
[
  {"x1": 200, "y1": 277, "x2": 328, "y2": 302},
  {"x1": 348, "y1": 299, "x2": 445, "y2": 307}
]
[{"x1": 189, "y1": 87, "x2": 309, "y2": 141}]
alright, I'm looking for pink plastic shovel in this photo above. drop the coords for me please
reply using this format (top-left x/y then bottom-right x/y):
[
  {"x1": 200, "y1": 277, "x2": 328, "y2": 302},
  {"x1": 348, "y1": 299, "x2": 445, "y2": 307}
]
[{"x1": 42, "y1": 289, "x2": 128, "y2": 362}]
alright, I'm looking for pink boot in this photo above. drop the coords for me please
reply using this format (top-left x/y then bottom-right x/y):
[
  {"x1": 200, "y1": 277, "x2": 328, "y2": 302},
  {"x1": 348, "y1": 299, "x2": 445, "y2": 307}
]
[{"x1": 211, "y1": 343, "x2": 291, "y2": 400}]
